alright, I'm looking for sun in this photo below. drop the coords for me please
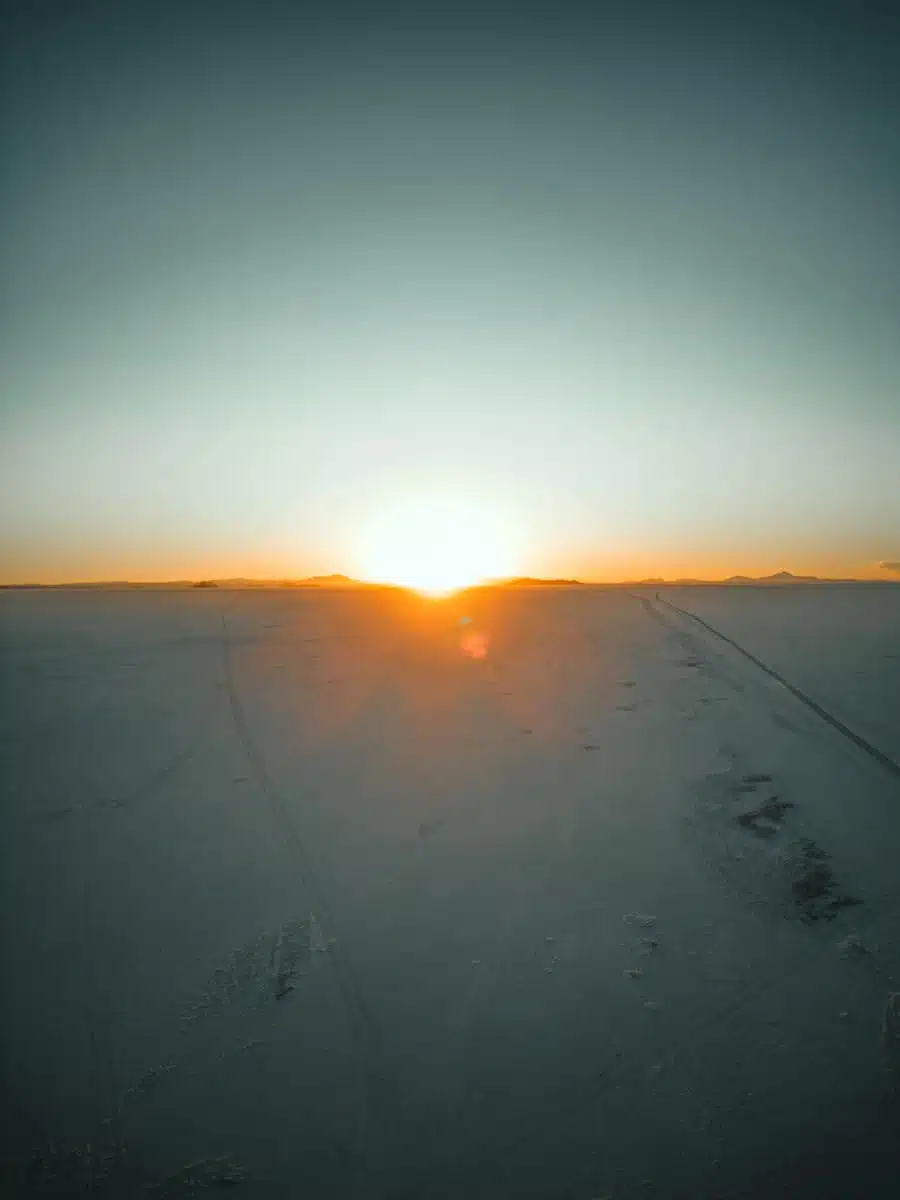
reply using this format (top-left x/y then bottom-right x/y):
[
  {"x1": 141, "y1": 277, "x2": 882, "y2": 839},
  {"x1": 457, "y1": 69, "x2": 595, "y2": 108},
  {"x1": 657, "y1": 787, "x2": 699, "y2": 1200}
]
[{"x1": 358, "y1": 497, "x2": 520, "y2": 595}]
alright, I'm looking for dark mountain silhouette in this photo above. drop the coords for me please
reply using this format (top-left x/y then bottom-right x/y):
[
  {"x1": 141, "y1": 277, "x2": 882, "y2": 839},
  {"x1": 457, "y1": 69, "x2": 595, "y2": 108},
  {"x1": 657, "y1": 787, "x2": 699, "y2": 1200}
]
[
  {"x1": 758, "y1": 570, "x2": 820, "y2": 582},
  {"x1": 214, "y1": 575, "x2": 386, "y2": 590},
  {"x1": 494, "y1": 576, "x2": 584, "y2": 588},
  {"x1": 626, "y1": 570, "x2": 870, "y2": 587}
]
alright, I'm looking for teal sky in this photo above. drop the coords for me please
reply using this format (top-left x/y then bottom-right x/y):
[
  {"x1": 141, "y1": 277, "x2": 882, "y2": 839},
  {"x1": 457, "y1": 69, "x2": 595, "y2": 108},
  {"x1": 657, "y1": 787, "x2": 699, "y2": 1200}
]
[{"x1": 2, "y1": 1, "x2": 899, "y2": 583}]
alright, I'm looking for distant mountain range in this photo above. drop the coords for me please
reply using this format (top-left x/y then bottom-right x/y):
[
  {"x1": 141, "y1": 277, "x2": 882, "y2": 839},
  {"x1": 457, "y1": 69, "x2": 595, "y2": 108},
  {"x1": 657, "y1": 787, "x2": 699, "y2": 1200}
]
[
  {"x1": 2, "y1": 569, "x2": 894, "y2": 590},
  {"x1": 481, "y1": 570, "x2": 876, "y2": 587},
  {"x1": 625, "y1": 570, "x2": 860, "y2": 586},
  {"x1": 642, "y1": 570, "x2": 859, "y2": 586},
  {"x1": 0, "y1": 574, "x2": 389, "y2": 591}
]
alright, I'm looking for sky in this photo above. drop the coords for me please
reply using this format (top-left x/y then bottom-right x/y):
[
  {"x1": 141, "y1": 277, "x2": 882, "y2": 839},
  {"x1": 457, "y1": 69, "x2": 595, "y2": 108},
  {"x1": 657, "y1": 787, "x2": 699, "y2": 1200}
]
[{"x1": 2, "y1": 0, "x2": 899, "y2": 584}]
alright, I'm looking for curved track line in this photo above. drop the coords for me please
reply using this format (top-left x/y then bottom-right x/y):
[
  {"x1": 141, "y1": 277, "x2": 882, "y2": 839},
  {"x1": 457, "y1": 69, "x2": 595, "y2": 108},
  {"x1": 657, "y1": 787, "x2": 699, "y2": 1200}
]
[
  {"x1": 219, "y1": 613, "x2": 384, "y2": 1187},
  {"x1": 80, "y1": 878, "x2": 122, "y2": 1157},
  {"x1": 421, "y1": 911, "x2": 853, "y2": 1198},
  {"x1": 413, "y1": 594, "x2": 900, "y2": 1194},
  {"x1": 105, "y1": 734, "x2": 207, "y2": 811},
  {"x1": 648, "y1": 595, "x2": 900, "y2": 782}
]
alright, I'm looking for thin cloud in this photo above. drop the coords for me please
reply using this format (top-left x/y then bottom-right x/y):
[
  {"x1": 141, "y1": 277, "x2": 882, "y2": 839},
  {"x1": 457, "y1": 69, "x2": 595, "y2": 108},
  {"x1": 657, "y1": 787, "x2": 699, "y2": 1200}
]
[{"x1": 879, "y1": 561, "x2": 900, "y2": 574}]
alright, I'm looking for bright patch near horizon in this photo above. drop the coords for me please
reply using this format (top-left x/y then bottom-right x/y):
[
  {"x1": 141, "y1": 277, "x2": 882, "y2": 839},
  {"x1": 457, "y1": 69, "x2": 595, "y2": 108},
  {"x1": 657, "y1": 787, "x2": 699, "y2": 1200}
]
[{"x1": 359, "y1": 498, "x2": 520, "y2": 595}]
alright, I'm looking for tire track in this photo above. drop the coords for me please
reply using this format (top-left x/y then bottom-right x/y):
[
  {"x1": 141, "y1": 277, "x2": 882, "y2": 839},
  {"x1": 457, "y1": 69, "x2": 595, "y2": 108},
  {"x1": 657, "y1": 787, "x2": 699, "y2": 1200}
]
[
  {"x1": 21, "y1": 733, "x2": 210, "y2": 826},
  {"x1": 418, "y1": 594, "x2": 898, "y2": 1198},
  {"x1": 647, "y1": 595, "x2": 900, "y2": 782},
  {"x1": 415, "y1": 909, "x2": 861, "y2": 1199},
  {"x1": 81, "y1": 878, "x2": 122, "y2": 1162},
  {"x1": 98, "y1": 733, "x2": 209, "y2": 812},
  {"x1": 219, "y1": 613, "x2": 384, "y2": 1192}
]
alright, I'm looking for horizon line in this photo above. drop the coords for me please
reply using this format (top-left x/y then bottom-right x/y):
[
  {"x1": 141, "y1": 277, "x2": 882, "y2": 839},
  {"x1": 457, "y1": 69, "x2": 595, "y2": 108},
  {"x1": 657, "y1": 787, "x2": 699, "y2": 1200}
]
[{"x1": 2, "y1": 570, "x2": 898, "y2": 590}]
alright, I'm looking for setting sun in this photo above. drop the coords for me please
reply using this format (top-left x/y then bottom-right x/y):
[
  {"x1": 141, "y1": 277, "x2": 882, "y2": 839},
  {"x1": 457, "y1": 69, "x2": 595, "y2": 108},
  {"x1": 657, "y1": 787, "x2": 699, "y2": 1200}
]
[{"x1": 357, "y1": 498, "x2": 520, "y2": 595}]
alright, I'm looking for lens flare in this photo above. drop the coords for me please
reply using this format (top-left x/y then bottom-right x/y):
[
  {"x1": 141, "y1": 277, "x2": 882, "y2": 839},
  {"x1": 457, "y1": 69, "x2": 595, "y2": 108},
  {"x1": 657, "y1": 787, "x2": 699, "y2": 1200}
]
[{"x1": 460, "y1": 630, "x2": 489, "y2": 659}]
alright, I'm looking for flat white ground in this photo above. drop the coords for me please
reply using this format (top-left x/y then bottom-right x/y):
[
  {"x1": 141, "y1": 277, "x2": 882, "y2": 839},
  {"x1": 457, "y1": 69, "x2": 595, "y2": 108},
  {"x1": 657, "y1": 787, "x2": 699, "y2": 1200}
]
[{"x1": 1, "y1": 585, "x2": 899, "y2": 1198}]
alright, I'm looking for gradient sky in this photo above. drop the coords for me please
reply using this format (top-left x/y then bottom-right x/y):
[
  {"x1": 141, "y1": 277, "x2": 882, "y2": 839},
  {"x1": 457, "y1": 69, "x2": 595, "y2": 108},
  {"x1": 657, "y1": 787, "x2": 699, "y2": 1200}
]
[{"x1": 2, "y1": 0, "x2": 899, "y2": 583}]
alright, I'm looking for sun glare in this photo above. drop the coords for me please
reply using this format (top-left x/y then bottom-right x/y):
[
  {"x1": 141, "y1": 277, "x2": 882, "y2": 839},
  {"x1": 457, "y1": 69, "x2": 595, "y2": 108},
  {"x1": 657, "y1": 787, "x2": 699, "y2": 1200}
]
[{"x1": 358, "y1": 498, "x2": 519, "y2": 595}]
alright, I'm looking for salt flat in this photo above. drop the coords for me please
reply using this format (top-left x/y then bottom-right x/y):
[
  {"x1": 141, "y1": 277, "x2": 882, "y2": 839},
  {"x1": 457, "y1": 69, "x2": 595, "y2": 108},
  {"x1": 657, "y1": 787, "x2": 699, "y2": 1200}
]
[{"x1": 1, "y1": 585, "x2": 899, "y2": 1198}]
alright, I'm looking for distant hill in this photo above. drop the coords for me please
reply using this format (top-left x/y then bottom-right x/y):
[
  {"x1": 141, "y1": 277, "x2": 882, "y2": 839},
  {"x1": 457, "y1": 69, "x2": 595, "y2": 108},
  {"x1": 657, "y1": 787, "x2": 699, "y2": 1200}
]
[
  {"x1": 757, "y1": 570, "x2": 821, "y2": 582},
  {"x1": 493, "y1": 576, "x2": 585, "y2": 588},
  {"x1": 287, "y1": 574, "x2": 382, "y2": 588},
  {"x1": 210, "y1": 575, "x2": 387, "y2": 590}
]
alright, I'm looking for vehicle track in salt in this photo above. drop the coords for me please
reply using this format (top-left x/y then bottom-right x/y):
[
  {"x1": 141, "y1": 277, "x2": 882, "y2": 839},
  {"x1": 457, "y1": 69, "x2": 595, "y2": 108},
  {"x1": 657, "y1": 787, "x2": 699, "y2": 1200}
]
[
  {"x1": 219, "y1": 612, "x2": 386, "y2": 1193},
  {"x1": 651, "y1": 595, "x2": 900, "y2": 783}
]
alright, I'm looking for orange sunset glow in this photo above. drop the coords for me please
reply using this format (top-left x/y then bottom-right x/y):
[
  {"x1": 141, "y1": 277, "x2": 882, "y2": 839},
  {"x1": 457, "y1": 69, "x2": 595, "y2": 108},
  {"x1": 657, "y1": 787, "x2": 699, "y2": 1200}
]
[{"x1": 356, "y1": 497, "x2": 522, "y2": 595}]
